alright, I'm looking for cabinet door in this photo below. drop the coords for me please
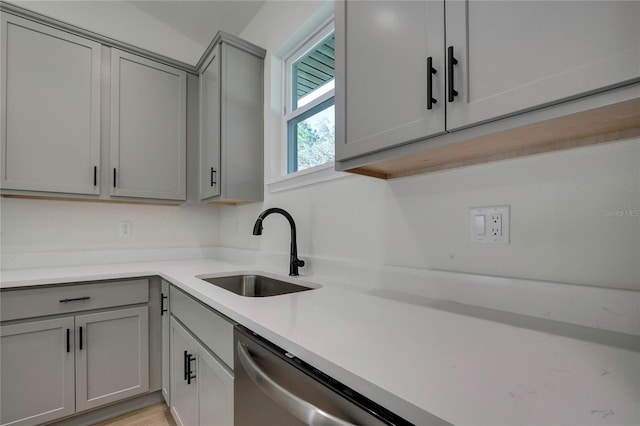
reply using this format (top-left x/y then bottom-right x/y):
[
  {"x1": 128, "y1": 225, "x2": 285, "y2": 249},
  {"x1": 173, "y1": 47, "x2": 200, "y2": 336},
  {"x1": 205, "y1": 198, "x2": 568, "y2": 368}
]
[
  {"x1": 75, "y1": 306, "x2": 149, "y2": 412},
  {"x1": 170, "y1": 318, "x2": 198, "y2": 426},
  {"x1": 1, "y1": 14, "x2": 100, "y2": 195},
  {"x1": 161, "y1": 280, "x2": 171, "y2": 404},
  {"x1": 110, "y1": 49, "x2": 187, "y2": 201},
  {"x1": 0, "y1": 317, "x2": 75, "y2": 426},
  {"x1": 445, "y1": 0, "x2": 640, "y2": 130},
  {"x1": 199, "y1": 47, "x2": 222, "y2": 201},
  {"x1": 197, "y1": 344, "x2": 233, "y2": 426},
  {"x1": 335, "y1": 0, "x2": 446, "y2": 161}
]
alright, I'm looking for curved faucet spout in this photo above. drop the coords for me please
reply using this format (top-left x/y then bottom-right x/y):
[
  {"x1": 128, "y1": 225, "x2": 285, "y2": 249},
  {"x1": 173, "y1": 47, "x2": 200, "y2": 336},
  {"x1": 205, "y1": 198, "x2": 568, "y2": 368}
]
[{"x1": 252, "y1": 208, "x2": 305, "y2": 276}]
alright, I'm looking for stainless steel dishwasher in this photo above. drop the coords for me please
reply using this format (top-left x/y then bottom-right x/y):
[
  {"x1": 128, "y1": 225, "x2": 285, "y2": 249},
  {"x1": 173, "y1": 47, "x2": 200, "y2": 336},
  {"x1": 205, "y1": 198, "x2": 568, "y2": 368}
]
[{"x1": 234, "y1": 325, "x2": 414, "y2": 426}]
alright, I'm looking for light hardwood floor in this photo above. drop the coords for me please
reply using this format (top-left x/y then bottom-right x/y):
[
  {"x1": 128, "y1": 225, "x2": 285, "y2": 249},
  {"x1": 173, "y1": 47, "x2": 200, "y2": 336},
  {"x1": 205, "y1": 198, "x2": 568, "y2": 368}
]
[{"x1": 94, "y1": 403, "x2": 175, "y2": 426}]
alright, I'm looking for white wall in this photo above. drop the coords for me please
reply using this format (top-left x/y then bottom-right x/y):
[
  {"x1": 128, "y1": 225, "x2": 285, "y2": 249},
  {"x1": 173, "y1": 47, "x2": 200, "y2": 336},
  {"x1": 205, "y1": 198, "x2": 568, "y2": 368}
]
[
  {"x1": 226, "y1": 0, "x2": 640, "y2": 291},
  {"x1": 0, "y1": 198, "x2": 219, "y2": 253},
  {"x1": 2, "y1": 1, "x2": 637, "y2": 291},
  {"x1": 10, "y1": 1, "x2": 206, "y2": 64}
]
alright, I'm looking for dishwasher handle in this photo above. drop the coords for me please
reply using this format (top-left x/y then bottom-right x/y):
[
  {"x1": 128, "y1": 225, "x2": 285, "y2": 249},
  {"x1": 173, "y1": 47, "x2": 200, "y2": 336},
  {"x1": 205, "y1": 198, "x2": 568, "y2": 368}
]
[{"x1": 237, "y1": 341, "x2": 356, "y2": 426}]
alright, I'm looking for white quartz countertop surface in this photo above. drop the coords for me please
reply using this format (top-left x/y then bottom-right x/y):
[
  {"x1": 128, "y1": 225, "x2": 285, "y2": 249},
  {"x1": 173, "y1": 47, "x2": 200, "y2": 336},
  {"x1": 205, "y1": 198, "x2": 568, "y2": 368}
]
[{"x1": 1, "y1": 258, "x2": 639, "y2": 425}]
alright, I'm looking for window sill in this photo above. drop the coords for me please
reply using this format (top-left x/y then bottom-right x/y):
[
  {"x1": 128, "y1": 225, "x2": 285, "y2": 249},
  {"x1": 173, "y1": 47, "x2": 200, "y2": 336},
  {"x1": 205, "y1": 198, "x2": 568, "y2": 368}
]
[{"x1": 267, "y1": 162, "x2": 351, "y2": 193}]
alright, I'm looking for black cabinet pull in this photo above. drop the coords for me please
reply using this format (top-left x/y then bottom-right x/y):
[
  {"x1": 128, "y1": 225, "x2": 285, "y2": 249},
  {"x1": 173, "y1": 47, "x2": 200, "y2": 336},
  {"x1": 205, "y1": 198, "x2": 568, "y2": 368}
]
[
  {"x1": 66, "y1": 328, "x2": 70, "y2": 353},
  {"x1": 161, "y1": 293, "x2": 168, "y2": 316},
  {"x1": 93, "y1": 166, "x2": 97, "y2": 186},
  {"x1": 187, "y1": 353, "x2": 196, "y2": 385},
  {"x1": 427, "y1": 56, "x2": 437, "y2": 110},
  {"x1": 59, "y1": 296, "x2": 90, "y2": 303},
  {"x1": 184, "y1": 350, "x2": 188, "y2": 380},
  {"x1": 210, "y1": 168, "x2": 217, "y2": 187},
  {"x1": 113, "y1": 168, "x2": 117, "y2": 188},
  {"x1": 447, "y1": 46, "x2": 459, "y2": 102},
  {"x1": 79, "y1": 326, "x2": 83, "y2": 351}
]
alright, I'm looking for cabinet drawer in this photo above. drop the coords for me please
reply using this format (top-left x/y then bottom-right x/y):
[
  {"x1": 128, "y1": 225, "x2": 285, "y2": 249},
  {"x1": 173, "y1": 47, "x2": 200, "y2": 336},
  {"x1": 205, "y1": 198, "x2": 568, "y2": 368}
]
[
  {"x1": 0, "y1": 279, "x2": 149, "y2": 322},
  {"x1": 170, "y1": 286, "x2": 234, "y2": 370}
]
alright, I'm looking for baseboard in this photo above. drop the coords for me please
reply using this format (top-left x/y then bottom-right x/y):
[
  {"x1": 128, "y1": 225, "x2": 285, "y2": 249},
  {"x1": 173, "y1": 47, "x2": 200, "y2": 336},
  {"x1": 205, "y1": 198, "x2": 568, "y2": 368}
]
[{"x1": 47, "y1": 391, "x2": 165, "y2": 426}]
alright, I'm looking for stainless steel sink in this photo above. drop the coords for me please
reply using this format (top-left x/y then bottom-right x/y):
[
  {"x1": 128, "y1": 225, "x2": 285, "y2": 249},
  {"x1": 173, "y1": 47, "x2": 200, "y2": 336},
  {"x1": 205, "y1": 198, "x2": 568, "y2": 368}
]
[{"x1": 199, "y1": 274, "x2": 315, "y2": 297}]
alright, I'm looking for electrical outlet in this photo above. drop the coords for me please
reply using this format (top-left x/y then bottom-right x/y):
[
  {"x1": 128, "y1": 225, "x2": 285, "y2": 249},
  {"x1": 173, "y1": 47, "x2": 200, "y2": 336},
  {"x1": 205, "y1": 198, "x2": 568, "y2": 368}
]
[
  {"x1": 489, "y1": 214, "x2": 502, "y2": 236},
  {"x1": 119, "y1": 221, "x2": 132, "y2": 239},
  {"x1": 469, "y1": 206, "x2": 509, "y2": 244}
]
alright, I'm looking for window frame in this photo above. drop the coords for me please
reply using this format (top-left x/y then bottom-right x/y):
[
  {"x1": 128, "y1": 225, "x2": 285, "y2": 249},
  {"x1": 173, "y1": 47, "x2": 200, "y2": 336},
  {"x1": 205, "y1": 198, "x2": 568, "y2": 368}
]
[{"x1": 283, "y1": 19, "x2": 335, "y2": 175}]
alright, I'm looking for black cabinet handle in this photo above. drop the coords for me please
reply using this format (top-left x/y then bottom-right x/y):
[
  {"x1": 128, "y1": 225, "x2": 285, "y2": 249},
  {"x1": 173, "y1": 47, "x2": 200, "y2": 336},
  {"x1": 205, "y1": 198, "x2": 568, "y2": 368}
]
[
  {"x1": 79, "y1": 326, "x2": 83, "y2": 351},
  {"x1": 93, "y1": 166, "x2": 97, "y2": 186},
  {"x1": 427, "y1": 56, "x2": 437, "y2": 110},
  {"x1": 161, "y1": 293, "x2": 168, "y2": 316},
  {"x1": 113, "y1": 168, "x2": 117, "y2": 188},
  {"x1": 447, "y1": 46, "x2": 459, "y2": 102},
  {"x1": 59, "y1": 296, "x2": 91, "y2": 303},
  {"x1": 66, "y1": 328, "x2": 70, "y2": 353},
  {"x1": 184, "y1": 350, "x2": 188, "y2": 380},
  {"x1": 187, "y1": 353, "x2": 196, "y2": 384},
  {"x1": 210, "y1": 168, "x2": 217, "y2": 187}
]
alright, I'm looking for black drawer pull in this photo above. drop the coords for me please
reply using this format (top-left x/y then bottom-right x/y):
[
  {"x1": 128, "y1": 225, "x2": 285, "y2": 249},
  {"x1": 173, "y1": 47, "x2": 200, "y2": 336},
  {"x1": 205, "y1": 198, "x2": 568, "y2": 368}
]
[
  {"x1": 187, "y1": 353, "x2": 196, "y2": 384},
  {"x1": 93, "y1": 166, "x2": 97, "y2": 186},
  {"x1": 66, "y1": 328, "x2": 70, "y2": 353},
  {"x1": 184, "y1": 350, "x2": 188, "y2": 380},
  {"x1": 161, "y1": 293, "x2": 168, "y2": 316},
  {"x1": 79, "y1": 326, "x2": 83, "y2": 351},
  {"x1": 447, "y1": 46, "x2": 459, "y2": 102},
  {"x1": 59, "y1": 296, "x2": 91, "y2": 303},
  {"x1": 113, "y1": 168, "x2": 117, "y2": 188},
  {"x1": 210, "y1": 168, "x2": 217, "y2": 187},
  {"x1": 427, "y1": 56, "x2": 437, "y2": 110}
]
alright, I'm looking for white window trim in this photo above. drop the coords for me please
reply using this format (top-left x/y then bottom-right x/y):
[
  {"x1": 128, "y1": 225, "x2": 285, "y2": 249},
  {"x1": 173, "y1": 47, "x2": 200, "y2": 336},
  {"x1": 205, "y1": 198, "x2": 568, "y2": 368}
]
[
  {"x1": 267, "y1": 162, "x2": 351, "y2": 193},
  {"x1": 270, "y1": 17, "x2": 342, "y2": 192},
  {"x1": 284, "y1": 19, "x2": 335, "y2": 118}
]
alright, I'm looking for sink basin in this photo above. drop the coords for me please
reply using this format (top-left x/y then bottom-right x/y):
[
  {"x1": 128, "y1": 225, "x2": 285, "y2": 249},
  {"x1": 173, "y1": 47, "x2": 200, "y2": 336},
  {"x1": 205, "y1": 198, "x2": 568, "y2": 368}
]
[{"x1": 199, "y1": 274, "x2": 315, "y2": 297}]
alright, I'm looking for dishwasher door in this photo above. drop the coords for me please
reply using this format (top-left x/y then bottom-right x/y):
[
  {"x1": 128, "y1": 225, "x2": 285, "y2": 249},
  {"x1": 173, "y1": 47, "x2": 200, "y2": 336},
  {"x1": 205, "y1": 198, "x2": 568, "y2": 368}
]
[{"x1": 234, "y1": 326, "x2": 413, "y2": 426}]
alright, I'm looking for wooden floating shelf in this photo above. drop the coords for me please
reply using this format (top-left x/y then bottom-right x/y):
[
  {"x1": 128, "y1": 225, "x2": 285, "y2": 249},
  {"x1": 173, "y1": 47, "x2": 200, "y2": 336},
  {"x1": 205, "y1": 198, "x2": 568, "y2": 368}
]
[{"x1": 346, "y1": 98, "x2": 640, "y2": 179}]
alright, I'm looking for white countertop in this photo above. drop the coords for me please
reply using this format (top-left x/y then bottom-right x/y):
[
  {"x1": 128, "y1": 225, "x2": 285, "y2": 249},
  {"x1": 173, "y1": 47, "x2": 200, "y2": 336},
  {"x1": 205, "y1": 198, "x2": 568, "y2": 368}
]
[{"x1": 2, "y1": 257, "x2": 639, "y2": 425}]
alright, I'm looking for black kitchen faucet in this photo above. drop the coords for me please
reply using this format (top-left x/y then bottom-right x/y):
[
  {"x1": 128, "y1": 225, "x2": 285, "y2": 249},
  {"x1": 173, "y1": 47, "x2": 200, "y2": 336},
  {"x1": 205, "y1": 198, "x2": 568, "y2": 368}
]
[{"x1": 252, "y1": 208, "x2": 305, "y2": 276}]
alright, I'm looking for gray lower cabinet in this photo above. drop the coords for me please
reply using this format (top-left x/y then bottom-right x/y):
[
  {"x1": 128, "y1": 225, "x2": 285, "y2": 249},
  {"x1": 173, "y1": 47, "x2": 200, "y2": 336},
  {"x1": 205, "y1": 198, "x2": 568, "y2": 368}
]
[
  {"x1": 197, "y1": 32, "x2": 265, "y2": 204},
  {"x1": 336, "y1": 0, "x2": 640, "y2": 162},
  {"x1": 170, "y1": 318, "x2": 233, "y2": 426},
  {"x1": 169, "y1": 286, "x2": 234, "y2": 426},
  {"x1": 161, "y1": 280, "x2": 171, "y2": 404},
  {"x1": 0, "y1": 317, "x2": 76, "y2": 426},
  {"x1": 110, "y1": 49, "x2": 187, "y2": 201},
  {"x1": 75, "y1": 307, "x2": 149, "y2": 412},
  {"x1": 0, "y1": 13, "x2": 101, "y2": 195},
  {"x1": 0, "y1": 280, "x2": 150, "y2": 426}
]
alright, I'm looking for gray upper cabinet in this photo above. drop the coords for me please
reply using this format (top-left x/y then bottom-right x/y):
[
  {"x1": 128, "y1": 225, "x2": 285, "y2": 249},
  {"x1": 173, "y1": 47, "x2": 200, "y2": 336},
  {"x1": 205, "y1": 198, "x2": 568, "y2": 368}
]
[
  {"x1": 199, "y1": 48, "x2": 222, "y2": 201},
  {"x1": 1, "y1": 14, "x2": 101, "y2": 195},
  {"x1": 110, "y1": 49, "x2": 187, "y2": 201},
  {"x1": 198, "y1": 32, "x2": 265, "y2": 204},
  {"x1": 335, "y1": 0, "x2": 640, "y2": 164},
  {"x1": 336, "y1": 0, "x2": 446, "y2": 161},
  {"x1": 445, "y1": 0, "x2": 640, "y2": 130}
]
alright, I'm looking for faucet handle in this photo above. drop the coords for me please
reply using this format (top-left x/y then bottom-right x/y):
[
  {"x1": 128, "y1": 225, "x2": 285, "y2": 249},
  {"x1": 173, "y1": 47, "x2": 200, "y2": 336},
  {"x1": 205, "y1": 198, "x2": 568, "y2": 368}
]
[{"x1": 294, "y1": 258, "x2": 305, "y2": 267}]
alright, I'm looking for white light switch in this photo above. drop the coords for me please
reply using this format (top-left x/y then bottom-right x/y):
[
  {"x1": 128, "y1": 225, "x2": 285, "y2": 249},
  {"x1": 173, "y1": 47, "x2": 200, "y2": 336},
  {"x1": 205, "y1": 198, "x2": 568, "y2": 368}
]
[{"x1": 473, "y1": 215, "x2": 485, "y2": 235}]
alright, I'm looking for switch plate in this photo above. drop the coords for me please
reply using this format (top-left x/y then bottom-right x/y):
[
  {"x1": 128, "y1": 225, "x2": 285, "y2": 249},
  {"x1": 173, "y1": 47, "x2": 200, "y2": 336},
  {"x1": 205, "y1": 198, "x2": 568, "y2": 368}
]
[
  {"x1": 469, "y1": 206, "x2": 509, "y2": 244},
  {"x1": 119, "y1": 221, "x2": 132, "y2": 239}
]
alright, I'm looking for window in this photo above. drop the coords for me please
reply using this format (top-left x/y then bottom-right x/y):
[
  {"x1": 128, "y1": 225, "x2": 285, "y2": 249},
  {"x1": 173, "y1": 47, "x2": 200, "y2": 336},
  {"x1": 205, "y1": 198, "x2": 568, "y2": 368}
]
[{"x1": 284, "y1": 22, "x2": 335, "y2": 174}]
